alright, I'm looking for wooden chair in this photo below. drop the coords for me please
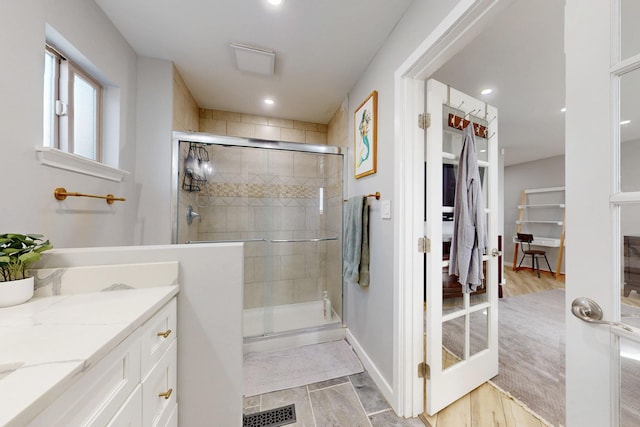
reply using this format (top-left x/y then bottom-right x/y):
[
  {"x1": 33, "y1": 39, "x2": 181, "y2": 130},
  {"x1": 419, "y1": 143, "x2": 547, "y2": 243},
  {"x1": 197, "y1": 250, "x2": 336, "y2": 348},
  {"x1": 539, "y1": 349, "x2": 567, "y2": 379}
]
[{"x1": 516, "y1": 233, "x2": 553, "y2": 278}]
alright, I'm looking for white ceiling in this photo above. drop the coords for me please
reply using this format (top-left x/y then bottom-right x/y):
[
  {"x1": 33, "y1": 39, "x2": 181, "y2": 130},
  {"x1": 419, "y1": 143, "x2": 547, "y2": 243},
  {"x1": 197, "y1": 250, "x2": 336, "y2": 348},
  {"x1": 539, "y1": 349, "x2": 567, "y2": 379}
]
[
  {"x1": 95, "y1": 0, "x2": 413, "y2": 125},
  {"x1": 94, "y1": 0, "x2": 570, "y2": 166},
  {"x1": 433, "y1": 0, "x2": 565, "y2": 166}
]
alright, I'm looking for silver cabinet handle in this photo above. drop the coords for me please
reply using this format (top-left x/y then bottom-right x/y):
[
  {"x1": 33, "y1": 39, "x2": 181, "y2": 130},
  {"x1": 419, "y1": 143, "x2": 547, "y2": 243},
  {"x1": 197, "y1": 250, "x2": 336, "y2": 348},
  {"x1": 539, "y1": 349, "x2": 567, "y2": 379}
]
[{"x1": 571, "y1": 297, "x2": 633, "y2": 332}]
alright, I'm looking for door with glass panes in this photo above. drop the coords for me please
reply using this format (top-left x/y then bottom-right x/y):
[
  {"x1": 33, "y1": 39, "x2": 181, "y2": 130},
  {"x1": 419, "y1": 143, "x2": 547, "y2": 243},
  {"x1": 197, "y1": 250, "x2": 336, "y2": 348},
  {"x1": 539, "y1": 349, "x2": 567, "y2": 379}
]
[{"x1": 423, "y1": 79, "x2": 499, "y2": 414}]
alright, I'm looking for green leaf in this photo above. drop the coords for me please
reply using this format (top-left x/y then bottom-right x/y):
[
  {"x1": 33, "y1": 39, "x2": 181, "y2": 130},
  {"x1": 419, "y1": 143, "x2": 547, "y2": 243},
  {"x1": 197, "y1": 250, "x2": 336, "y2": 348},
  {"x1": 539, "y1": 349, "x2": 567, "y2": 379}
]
[{"x1": 18, "y1": 252, "x2": 40, "y2": 264}]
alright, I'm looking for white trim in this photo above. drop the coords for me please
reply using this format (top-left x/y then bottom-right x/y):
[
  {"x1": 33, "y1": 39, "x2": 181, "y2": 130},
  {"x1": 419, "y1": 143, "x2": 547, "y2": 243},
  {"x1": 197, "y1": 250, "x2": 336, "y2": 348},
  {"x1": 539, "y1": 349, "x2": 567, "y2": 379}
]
[
  {"x1": 346, "y1": 328, "x2": 393, "y2": 405},
  {"x1": 610, "y1": 191, "x2": 640, "y2": 204},
  {"x1": 523, "y1": 186, "x2": 565, "y2": 194},
  {"x1": 393, "y1": 0, "x2": 513, "y2": 417},
  {"x1": 36, "y1": 146, "x2": 130, "y2": 182}
]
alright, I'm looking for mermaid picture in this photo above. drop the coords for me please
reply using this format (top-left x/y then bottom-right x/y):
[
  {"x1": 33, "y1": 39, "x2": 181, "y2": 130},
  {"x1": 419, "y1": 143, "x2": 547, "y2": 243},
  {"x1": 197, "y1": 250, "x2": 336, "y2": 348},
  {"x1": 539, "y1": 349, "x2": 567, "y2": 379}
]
[
  {"x1": 354, "y1": 90, "x2": 377, "y2": 178},
  {"x1": 358, "y1": 109, "x2": 372, "y2": 167}
]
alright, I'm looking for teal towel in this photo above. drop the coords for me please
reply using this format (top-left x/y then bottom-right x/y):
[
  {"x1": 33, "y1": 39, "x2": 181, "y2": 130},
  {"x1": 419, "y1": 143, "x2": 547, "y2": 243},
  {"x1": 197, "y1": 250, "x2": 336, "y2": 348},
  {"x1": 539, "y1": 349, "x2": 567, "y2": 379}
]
[{"x1": 343, "y1": 196, "x2": 370, "y2": 286}]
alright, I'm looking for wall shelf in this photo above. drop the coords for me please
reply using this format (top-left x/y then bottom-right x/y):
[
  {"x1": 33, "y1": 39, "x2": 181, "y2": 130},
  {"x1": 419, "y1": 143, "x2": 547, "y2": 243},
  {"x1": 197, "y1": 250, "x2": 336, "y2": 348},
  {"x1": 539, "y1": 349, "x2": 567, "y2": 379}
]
[
  {"x1": 513, "y1": 187, "x2": 565, "y2": 278},
  {"x1": 516, "y1": 220, "x2": 563, "y2": 225}
]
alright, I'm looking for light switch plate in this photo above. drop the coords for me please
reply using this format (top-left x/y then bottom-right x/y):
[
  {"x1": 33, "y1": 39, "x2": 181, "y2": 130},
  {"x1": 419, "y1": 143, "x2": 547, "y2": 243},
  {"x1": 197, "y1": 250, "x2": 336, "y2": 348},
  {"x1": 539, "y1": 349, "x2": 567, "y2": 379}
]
[{"x1": 381, "y1": 200, "x2": 391, "y2": 219}]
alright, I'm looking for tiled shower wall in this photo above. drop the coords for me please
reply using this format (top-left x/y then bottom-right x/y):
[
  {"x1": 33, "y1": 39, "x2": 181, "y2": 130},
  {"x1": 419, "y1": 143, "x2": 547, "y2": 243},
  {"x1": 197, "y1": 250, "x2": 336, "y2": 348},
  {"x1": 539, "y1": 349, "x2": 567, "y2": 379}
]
[
  {"x1": 173, "y1": 67, "x2": 201, "y2": 244},
  {"x1": 200, "y1": 109, "x2": 328, "y2": 145}
]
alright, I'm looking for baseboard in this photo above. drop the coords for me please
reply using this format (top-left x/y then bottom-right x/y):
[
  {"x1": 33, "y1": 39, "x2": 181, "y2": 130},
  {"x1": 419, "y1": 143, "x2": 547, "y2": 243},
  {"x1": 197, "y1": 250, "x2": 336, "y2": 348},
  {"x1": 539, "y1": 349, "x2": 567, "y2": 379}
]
[{"x1": 345, "y1": 328, "x2": 394, "y2": 406}]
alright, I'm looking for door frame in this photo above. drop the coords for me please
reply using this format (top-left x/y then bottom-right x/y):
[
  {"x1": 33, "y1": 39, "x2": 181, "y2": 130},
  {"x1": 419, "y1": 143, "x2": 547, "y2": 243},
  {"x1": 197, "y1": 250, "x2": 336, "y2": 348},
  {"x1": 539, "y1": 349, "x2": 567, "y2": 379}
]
[{"x1": 392, "y1": 0, "x2": 513, "y2": 417}]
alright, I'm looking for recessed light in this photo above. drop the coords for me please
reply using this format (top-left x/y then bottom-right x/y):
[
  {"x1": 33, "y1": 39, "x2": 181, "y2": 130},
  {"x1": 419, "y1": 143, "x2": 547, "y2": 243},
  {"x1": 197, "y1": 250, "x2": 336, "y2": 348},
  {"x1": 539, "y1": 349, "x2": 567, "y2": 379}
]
[
  {"x1": 481, "y1": 88, "x2": 492, "y2": 95},
  {"x1": 267, "y1": 0, "x2": 283, "y2": 5},
  {"x1": 561, "y1": 107, "x2": 567, "y2": 112},
  {"x1": 620, "y1": 119, "x2": 631, "y2": 125},
  {"x1": 264, "y1": 98, "x2": 275, "y2": 105}
]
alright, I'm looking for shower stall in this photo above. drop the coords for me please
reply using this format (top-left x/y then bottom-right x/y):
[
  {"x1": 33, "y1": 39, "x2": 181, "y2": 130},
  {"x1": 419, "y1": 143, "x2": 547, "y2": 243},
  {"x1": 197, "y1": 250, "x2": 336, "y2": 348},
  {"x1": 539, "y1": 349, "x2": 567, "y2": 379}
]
[{"x1": 171, "y1": 131, "x2": 344, "y2": 342}]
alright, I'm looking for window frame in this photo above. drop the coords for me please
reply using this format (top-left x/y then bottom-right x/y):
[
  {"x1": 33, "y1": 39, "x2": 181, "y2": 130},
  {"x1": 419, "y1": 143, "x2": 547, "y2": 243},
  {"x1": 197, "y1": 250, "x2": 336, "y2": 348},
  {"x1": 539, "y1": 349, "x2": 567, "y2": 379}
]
[{"x1": 44, "y1": 43, "x2": 103, "y2": 162}]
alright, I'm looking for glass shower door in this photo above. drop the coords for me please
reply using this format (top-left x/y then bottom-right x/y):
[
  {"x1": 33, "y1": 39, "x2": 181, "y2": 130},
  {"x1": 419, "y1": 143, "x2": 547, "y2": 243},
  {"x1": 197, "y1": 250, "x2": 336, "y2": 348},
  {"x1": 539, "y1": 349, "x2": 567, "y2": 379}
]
[{"x1": 174, "y1": 135, "x2": 343, "y2": 339}]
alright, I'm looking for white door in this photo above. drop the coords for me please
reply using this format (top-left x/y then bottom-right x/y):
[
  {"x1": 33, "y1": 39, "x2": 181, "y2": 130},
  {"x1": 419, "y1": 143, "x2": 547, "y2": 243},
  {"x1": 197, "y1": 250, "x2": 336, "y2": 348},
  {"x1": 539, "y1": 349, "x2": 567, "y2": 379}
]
[
  {"x1": 423, "y1": 79, "x2": 499, "y2": 414},
  {"x1": 566, "y1": 1, "x2": 640, "y2": 426}
]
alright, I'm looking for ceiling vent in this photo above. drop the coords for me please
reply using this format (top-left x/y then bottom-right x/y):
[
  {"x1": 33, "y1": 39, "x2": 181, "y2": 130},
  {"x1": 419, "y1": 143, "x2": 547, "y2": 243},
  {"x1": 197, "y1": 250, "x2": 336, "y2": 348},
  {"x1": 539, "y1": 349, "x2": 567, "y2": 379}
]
[{"x1": 230, "y1": 43, "x2": 275, "y2": 76}]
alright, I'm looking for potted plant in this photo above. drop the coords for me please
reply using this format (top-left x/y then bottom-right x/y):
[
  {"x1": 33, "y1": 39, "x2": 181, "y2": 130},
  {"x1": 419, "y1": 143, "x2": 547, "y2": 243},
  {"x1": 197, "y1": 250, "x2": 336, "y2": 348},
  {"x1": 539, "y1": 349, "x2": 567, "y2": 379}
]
[{"x1": 0, "y1": 233, "x2": 53, "y2": 307}]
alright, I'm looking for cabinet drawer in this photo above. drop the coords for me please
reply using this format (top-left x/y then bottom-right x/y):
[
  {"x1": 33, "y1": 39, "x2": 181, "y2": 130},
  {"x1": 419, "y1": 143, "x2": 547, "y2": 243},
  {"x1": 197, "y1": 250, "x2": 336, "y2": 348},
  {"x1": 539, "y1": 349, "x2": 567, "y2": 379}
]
[
  {"x1": 165, "y1": 404, "x2": 178, "y2": 427},
  {"x1": 142, "y1": 340, "x2": 177, "y2": 427},
  {"x1": 141, "y1": 298, "x2": 177, "y2": 378},
  {"x1": 107, "y1": 385, "x2": 142, "y2": 427},
  {"x1": 29, "y1": 329, "x2": 141, "y2": 427}
]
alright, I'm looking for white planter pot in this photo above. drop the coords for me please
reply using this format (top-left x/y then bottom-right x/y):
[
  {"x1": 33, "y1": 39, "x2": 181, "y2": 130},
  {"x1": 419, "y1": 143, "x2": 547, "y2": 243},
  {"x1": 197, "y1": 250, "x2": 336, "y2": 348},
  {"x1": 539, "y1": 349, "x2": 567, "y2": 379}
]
[{"x1": 0, "y1": 277, "x2": 35, "y2": 308}]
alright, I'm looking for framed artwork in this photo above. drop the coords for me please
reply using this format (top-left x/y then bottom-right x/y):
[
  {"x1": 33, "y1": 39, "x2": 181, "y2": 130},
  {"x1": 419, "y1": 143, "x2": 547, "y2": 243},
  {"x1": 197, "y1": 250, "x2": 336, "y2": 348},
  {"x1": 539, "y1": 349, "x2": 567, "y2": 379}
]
[{"x1": 354, "y1": 90, "x2": 377, "y2": 179}]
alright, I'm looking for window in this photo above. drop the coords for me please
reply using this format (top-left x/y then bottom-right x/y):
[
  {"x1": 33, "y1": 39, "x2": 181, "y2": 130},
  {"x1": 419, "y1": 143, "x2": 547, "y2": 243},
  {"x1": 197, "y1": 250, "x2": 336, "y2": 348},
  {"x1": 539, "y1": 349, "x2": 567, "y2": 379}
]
[{"x1": 43, "y1": 45, "x2": 102, "y2": 162}]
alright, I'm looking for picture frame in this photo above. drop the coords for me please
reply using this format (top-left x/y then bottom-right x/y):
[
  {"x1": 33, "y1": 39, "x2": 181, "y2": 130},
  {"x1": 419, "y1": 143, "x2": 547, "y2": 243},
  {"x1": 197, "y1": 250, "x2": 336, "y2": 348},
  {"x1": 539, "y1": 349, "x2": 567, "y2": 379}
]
[{"x1": 354, "y1": 90, "x2": 377, "y2": 179}]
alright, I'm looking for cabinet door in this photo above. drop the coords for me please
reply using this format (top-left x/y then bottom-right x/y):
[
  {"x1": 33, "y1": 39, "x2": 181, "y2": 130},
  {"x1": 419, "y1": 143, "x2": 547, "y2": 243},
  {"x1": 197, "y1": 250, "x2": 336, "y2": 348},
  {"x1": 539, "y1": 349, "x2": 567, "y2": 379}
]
[
  {"x1": 28, "y1": 330, "x2": 141, "y2": 427},
  {"x1": 142, "y1": 340, "x2": 177, "y2": 427},
  {"x1": 106, "y1": 385, "x2": 142, "y2": 427}
]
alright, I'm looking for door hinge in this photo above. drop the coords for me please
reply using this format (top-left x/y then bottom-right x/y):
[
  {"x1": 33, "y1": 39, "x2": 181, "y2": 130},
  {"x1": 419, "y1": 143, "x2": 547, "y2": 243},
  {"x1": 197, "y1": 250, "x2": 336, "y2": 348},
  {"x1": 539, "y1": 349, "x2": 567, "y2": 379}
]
[
  {"x1": 418, "y1": 113, "x2": 431, "y2": 129},
  {"x1": 418, "y1": 237, "x2": 431, "y2": 253},
  {"x1": 418, "y1": 362, "x2": 430, "y2": 379}
]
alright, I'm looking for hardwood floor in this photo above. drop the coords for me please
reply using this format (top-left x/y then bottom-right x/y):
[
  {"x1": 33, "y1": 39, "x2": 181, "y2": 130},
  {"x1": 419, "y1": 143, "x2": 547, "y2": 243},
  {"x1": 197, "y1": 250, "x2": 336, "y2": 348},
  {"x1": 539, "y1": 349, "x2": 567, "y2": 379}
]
[
  {"x1": 420, "y1": 268, "x2": 565, "y2": 427},
  {"x1": 502, "y1": 267, "x2": 564, "y2": 297},
  {"x1": 420, "y1": 382, "x2": 549, "y2": 427}
]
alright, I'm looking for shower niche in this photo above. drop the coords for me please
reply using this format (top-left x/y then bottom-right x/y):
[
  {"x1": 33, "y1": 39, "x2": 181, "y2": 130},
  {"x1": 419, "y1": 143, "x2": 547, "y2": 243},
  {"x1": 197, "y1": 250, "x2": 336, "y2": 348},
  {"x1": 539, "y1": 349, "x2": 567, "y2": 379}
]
[{"x1": 172, "y1": 132, "x2": 344, "y2": 339}]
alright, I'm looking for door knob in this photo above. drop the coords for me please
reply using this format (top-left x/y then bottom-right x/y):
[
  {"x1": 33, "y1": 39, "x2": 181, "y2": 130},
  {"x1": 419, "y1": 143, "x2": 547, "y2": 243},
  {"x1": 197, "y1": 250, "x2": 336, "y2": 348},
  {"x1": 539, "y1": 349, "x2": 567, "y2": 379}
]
[
  {"x1": 571, "y1": 297, "x2": 633, "y2": 332},
  {"x1": 491, "y1": 248, "x2": 502, "y2": 257}
]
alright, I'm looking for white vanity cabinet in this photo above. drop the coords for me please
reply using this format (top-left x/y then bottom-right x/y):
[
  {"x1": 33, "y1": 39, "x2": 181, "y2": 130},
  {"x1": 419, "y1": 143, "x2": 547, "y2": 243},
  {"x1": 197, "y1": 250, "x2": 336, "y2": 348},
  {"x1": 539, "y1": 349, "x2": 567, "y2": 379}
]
[{"x1": 27, "y1": 296, "x2": 178, "y2": 427}]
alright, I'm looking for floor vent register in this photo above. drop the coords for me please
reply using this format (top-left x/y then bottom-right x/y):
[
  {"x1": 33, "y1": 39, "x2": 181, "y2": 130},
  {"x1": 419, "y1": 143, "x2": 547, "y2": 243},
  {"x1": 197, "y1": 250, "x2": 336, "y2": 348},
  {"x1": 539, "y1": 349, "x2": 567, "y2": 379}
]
[{"x1": 243, "y1": 404, "x2": 297, "y2": 427}]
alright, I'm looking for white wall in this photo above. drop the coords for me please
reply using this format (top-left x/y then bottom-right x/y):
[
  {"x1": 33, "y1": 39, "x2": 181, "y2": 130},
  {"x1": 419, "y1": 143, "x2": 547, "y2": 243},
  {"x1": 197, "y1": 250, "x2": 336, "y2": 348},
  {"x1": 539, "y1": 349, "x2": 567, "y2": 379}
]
[
  {"x1": 344, "y1": 0, "x2": 458, "y2": 391},
  {"x1": 134, "y1": 58, "x2": 174, "y2": 245},
  {"x1": 0, "y1": 0, "x2": 138, "y2": 248},
  {"x1": 503, "y1": 155, "x2": 565, "y2": 274}
]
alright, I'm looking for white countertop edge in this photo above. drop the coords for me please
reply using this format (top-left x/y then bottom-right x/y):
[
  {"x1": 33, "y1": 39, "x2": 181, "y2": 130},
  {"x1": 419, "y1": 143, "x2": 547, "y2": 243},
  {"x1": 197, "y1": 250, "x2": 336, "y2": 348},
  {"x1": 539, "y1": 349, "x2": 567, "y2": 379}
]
[{"x1": 0, "y1": 285, "x2": 179, "y2": 426}]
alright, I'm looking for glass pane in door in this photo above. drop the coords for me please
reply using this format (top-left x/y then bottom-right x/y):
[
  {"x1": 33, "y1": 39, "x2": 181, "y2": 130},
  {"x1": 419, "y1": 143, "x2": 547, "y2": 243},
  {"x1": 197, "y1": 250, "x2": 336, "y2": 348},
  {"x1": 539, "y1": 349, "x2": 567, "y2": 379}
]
[
  {"x1": 620, "y1": 68, "x2": 640, "y2": 193},
  {"x1": 620, "y1": 205, "x2": 640, "y2": 321},
  {"x1": 620, "y1": 0, "x2": 640, "y2": 61},
  {"x1": 620, "y1": 336, "x2": 640, "y2": 426},
  {"x1": 442, "y1": 315, "x2": 465, "y2": 369},
  {"x1": 469, "y1": 308, "x2": 489, "y2": 356}
]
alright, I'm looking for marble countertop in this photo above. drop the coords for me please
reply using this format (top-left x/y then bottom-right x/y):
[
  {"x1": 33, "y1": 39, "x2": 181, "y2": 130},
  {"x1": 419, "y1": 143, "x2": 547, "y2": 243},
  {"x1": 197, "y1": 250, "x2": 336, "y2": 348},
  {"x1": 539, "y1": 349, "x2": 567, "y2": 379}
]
[{"x1": 0, "y1": 285, "x2": 179, "y2": 426}]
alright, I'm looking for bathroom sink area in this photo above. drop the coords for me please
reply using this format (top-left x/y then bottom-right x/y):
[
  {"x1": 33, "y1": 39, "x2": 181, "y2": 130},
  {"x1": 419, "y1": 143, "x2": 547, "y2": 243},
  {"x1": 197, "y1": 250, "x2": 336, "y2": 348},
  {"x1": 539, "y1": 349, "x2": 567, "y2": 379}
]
[
  {"x1": 0, "y1": 362, "x2": 24, "y2": 381},
  {"x1": 0, "y1": 285, "x2": 179, "y2": 426}
]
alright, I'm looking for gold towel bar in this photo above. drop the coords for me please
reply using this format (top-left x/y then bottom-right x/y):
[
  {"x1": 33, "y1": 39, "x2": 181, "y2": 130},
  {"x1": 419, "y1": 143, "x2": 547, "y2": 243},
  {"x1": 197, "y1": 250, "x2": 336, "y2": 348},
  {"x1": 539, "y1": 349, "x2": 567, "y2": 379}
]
[
  {"x1": 53, "y1": 187, "x2": 126, "y2": 205},
  {"x1": 344, "y1": 192, "x2": 381, "y2": 202}
]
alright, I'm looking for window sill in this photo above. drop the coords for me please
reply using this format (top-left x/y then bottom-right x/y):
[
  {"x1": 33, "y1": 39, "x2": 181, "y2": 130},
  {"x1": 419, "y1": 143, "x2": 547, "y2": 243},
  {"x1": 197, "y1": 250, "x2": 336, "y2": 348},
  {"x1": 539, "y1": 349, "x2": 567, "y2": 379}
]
[{"x1": 35, "y1": 147, "x2": 130, "y2": 182}]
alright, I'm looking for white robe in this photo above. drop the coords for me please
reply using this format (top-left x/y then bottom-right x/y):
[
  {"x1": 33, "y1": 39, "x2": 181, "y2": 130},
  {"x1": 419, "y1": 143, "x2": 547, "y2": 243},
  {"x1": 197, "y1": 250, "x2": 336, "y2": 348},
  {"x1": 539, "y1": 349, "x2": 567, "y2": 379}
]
[{"x1": 448, "y1": 124, "x2": 487, "y2": 292}]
